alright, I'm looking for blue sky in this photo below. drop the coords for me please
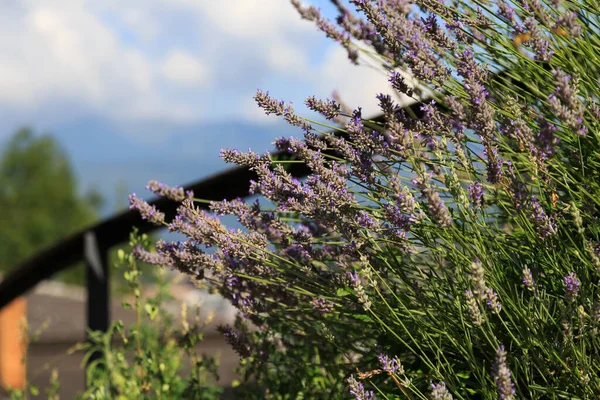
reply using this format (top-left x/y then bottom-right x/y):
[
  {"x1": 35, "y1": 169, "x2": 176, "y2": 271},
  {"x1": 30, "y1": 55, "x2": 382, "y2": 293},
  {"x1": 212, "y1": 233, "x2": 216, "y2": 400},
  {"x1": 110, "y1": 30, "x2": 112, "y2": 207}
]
[{"x1": 0, "y1": 0, "x2": 402, "y2": 215}]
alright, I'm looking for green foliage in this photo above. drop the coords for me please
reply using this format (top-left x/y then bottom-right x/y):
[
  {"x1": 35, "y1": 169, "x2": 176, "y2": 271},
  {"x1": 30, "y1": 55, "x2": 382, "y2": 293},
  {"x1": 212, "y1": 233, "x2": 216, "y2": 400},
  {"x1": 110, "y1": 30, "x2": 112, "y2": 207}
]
[
  {"x1": 231, "y1": 324, "x2": 349, "y2": 400},
  {"x1": 0, "y1": 127, "x2": 102, "y2": 284},
  {"x1": 77, "y1": 229, "x2": 223, "y2": 399},
  {"x1": 5, "y1": 229, "x2": 223, "y2": 399}
]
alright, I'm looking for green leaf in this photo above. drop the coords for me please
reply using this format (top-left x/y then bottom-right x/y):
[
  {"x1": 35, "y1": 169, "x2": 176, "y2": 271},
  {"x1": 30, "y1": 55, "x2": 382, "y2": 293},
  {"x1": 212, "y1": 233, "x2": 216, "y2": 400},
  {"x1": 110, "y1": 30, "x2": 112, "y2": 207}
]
[
  {"x1": 352, "y1": 314, "x2": 373, "y2": 323},
  {"x1": 456, "y1": 371, "x2": 471, "y2": 379},
  {"x1": 144, "y1": 303, "x2": 158, "y2": 320},
  {"x1": 336, "y1": 287, "x2": 353, "y2": 297}
]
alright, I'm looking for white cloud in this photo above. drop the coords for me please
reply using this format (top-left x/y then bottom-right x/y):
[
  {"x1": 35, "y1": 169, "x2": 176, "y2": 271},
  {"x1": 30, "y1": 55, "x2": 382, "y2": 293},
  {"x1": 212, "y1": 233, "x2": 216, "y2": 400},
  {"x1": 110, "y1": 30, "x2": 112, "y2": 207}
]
[
  {"x1": 190, "y1": 0, "x2": 317, "y2": 78},
  {"x1": 0, "y1": 2, "x2": 156, "y2": 117},
  {"x1": 161, "y1": 49, "x2": 208, "y2": 86},
  {"x1": 0, "y1": 0, "x2": 421, "y2": 143},
  {"x1": 0, "y1": 0, "x2": 323, "y2": 132},
  {"x1": 265, "y1": 43, "x2": 309, "y2": 78},
  {"x1": 191, "y1": 0, "x2": 313, "y2": 39},
  {"x1": 308, "y1": 38, "x2": 421, "y2": 118},
  {"x1": 120, "y1": 8, "x2": 160, "y2": 41}
]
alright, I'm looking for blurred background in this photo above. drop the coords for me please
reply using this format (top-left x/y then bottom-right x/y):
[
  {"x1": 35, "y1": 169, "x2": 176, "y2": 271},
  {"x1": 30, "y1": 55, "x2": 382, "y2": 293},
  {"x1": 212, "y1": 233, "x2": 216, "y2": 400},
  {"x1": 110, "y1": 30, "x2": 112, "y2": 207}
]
[{"x1": 0, "y1": 0, "x2": 396, "y2": 397}]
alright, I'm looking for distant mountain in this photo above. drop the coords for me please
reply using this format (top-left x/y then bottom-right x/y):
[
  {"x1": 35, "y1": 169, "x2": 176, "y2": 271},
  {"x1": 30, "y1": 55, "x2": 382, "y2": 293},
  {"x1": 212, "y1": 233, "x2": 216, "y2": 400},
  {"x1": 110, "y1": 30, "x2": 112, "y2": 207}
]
[{"x1": 50, "y1": 117, "x2": 301, "y2": 217}]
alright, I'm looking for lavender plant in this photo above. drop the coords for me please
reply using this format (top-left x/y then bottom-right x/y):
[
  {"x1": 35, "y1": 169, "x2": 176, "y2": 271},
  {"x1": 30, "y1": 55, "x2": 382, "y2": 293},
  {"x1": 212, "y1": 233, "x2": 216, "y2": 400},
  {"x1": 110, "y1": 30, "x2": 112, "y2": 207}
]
[{"x1": 130, "y1": 0, "x2": 600, "y2": 398}]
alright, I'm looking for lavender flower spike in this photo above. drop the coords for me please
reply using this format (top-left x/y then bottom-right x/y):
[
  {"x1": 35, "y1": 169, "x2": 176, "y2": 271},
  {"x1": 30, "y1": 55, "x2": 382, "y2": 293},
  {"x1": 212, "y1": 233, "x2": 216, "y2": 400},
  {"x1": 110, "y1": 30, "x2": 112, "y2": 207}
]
[
  {"x1": 128, "y1": 193, "x2": 165, "y2": 225},
  {"x1": 492, "y1": 345, "x2": 516, "y2": 400},
  {"x1": 378, "y1": 354, "x2": 404, "y2": 374},
  {"x1": 254, "y1": 90, "x2": 312, "y2": 131},
  {"x1": 465, "y1": 290, "x2": 484, "y2": 326},
  {"x1": 470, "y1": 258, "x2": 486, "y2": 301},
  {"x1": 216, "y1": 325, "x2": 252, "y2": 359},
  {"x1": 423, "y1": 186, "x2": 452, "y2": 228},
  {"x1": 348, "y1": 375, "x2": 375, "y2": 400},
  {"x1": 430, "y1": 381, "x2": 454, "y2": 400},
  {"x1": 485, "y1": 288, "x2": 502, "y2": 314},
  {"x1": 564, "y1": 272, "x2": 581, "y2": 302},
  {"x1": 522, "y1": 267, "x2": 536, "y2": 291},
  {"x1": 305, "y1": 96, "x2": 341, "y2": 120},
  {"x1": 468, "y1": 182, "x2": 484, "y2": 209}
]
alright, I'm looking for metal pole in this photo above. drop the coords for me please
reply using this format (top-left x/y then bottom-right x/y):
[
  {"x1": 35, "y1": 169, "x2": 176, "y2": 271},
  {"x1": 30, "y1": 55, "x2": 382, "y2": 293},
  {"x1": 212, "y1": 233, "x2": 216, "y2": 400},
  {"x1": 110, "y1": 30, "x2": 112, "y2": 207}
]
[{"x1": 84, "y1": 232, "x2": 109, "y2": 368}]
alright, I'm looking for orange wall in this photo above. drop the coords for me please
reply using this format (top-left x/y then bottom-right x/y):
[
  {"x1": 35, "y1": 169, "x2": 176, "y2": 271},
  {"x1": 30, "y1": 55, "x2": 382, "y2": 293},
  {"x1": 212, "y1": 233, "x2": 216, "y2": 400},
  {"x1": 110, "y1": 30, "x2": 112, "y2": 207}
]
[{"x1": 0, "y1": 297, "x2": 27, "y2": 390}]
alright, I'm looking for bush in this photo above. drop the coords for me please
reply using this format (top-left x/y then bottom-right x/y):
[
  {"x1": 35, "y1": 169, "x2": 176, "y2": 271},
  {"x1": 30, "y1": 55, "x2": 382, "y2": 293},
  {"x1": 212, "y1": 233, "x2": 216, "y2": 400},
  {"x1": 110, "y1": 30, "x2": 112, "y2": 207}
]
[
  {"x1": 7, "y1": 229, "x2": 223, "y2": 400},
  {"x1": 79, "y1": 230, "x2": 223, "y2": 400},
  {"x1": 126, "y1": 0, "x2": 600, "y2": 398}
]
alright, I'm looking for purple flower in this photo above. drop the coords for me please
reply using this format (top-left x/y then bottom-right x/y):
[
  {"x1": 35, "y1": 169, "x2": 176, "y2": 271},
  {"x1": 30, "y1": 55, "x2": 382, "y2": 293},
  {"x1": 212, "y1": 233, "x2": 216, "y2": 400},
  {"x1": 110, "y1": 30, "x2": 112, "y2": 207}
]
[
  {"x1": 548, "y1": 69, "x2": 586, "y2": 136},
  {"x1": 305, "y1": 96, "x2": 341, "y2": 120},
  {"x1": 153, "y1": 240, "x2": 219, "y2": 277},
  {"x1": 564, "y1": 272, "x2": 580, "y2": 302},
  {"x1": 377, "y1": 354, "x2": 404, "y2": 374},
  {"x1": 530, "y1": 196, "x2": 557, "y2": 239},
  {"x1": 497, "y1": 1, "x2": 515, "y2": 22},
  {"x1": 492, "y1": 345, "x2": 516, "y2": 400},
  {"x1": 284, "y1": 244, "x2": 312, "y2": 263},
  {"x1": 555, "y1": 12, "x2": 582, "y2": 38},
  {"x1": 254, "y1": 90, "x2": 312, "y2": 131},
  {"x1": 128, "y1": 193, "x2": 165, "y2": 225},
  {"x1": 468, "y1": 182, "x2": 484, "y2": 209},
  {"x1": 389, "y1": 71, "x2": 413, "y2": 96},
  {"x1": 357, "y1": 210, "x2": 377, "y2": 229},
  {"x1": 217, "y1": 325, "x2": 253, "y2": 359},
  {"x1": 535, "y1": 117, "x2": 559, "y2": 159},
  {"x1": 457, "y1": 49, "x2": 495, "y2": 141},
  {"x1": 220, "y1": 148, "x2": 270, "y2": 168},
  {"x1": 484, "y1": 145, "x2": 503, "y2": 184},
  {"x1": 347, "y1": 375, "x2": 375, "y2": 400},
  {"x1": 522, "y1": 18, "x2": 554, "y2": 62},
  {"x1": 522, "y1": 268, "x2": 536, "y2": 291},
  {"x1": 423, "y1": 186, "x2": 452, "y2": 228},
  {"x1": 383, "y1": 204, "x2": 411, "y2": 230},
  {"x1": 146, "y1": 180, "x2": 189, "y2": 202},
  {"x1": 291, "y1": 0, "x2": 359, "y2": 63},
  {"x1": 485, "y1": 288, "x2": 502, "y2": 314},
  {"x1": 310, "y1": 298, "x2": 335, "y2": 314},
  {"x1": 132, "y1": 245, "x2": 173, "y2": 267},
  {"x1": 430, "y1": 381, "x2": 454, "y2": 400}
]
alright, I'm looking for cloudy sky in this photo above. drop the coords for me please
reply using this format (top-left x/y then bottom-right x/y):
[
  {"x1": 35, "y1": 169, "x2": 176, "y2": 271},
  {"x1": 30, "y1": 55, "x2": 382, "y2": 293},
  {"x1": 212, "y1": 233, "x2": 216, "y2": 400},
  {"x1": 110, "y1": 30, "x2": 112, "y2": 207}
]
[{"x1": 0, "y1": 0, "x2": 398, "y2": 214}]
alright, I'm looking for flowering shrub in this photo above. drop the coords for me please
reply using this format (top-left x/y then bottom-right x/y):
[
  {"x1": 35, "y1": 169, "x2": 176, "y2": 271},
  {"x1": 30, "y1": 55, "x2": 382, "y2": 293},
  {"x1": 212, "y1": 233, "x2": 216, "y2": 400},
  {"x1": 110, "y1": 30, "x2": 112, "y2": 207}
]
[{"x1": 130, "y1": 0, "x2": 600, "y2": 398}]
